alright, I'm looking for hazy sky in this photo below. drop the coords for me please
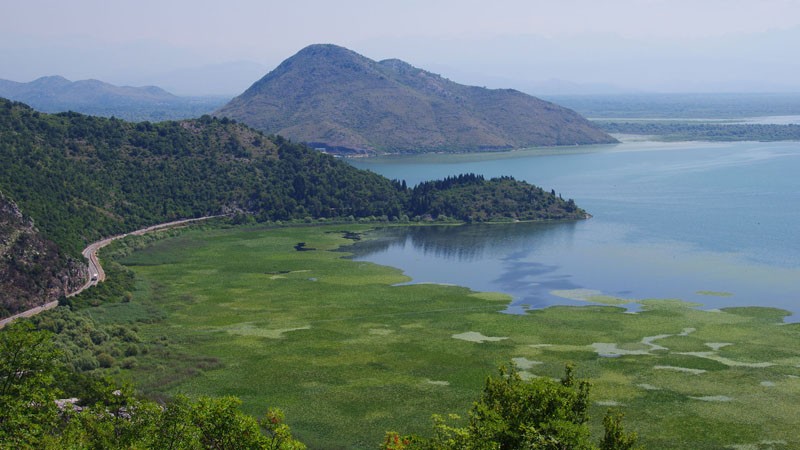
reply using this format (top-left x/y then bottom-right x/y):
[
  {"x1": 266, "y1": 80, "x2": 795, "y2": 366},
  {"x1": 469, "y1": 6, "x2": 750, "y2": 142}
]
[{"x1": 3, "y1": 0, "x2": 800, "y2": 95}]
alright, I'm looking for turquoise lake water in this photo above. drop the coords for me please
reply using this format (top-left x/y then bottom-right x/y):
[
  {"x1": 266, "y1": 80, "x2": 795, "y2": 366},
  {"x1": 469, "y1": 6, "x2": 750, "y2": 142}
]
[{"x1": 347, "y1": 141, "x2": 800, "y2": 319}]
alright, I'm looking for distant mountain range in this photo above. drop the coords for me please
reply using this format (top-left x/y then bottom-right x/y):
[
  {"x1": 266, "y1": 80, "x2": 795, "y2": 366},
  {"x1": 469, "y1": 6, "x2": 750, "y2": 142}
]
[
  {"x1": 0, "y1": 76, "x2": 226, "y2": 122},
  {"x1": 217, "y1": 44, "x2": 616, "y2": 155}
]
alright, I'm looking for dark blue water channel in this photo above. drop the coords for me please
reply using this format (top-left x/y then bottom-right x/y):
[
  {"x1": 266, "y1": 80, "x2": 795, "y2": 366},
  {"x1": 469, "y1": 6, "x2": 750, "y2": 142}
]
[{"x1": 347, "y1": 141, "x2": 800, "y2": 319}]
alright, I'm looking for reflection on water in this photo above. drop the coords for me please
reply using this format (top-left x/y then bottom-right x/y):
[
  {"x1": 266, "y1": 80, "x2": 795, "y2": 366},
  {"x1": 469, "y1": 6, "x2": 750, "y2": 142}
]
[
  {"x1": 352, "y1": 222, "x2": 577, "y2": 263},
  {"x1": 348, "y1": 222, "x2": 605, "y2": 314},
  {"x1": 349, "y1": 220, "x2": 800, "y2": 320},
  {"x1": 347, "y1": 141, "x2": 800, "y2": 320}
]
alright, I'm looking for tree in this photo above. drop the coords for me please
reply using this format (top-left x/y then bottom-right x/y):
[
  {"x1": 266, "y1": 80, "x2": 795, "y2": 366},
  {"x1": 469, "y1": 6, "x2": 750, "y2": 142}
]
[
  {"x1": 600, "y1": 411, "x2": 640, "y2": 450},
  {"x1": 463, "y1": 363, "x2": 594, "y2": 449}
]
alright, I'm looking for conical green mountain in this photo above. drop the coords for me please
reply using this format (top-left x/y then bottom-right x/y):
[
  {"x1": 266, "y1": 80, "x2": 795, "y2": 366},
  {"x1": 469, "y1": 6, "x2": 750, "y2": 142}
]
[{"x1": 217, "y1": 44, "x2": 617, "y2": 154}]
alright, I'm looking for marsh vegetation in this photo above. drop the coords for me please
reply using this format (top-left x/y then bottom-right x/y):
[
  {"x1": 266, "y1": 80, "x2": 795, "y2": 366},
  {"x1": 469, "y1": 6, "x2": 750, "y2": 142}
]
[{"x1": 40, "y1": 223, "x2": 800, "y2": 449}]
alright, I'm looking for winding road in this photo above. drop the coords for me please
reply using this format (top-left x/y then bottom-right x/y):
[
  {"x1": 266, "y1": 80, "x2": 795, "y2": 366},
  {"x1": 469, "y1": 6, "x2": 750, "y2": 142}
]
[{"x1": 0, "y1": 216, "x2": 224, "y2": 329}]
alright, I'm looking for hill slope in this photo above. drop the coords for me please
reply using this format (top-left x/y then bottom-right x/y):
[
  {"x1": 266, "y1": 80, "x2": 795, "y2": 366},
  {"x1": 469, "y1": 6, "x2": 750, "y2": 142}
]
[
  {"x1": 0, "y1": 99, "x2": 404, "y2": 257},
  {"x1": 0, "y1": 76, "x2": 225, "y2": 121},
  {"x1": 216, "y1": 44, "x2": 617, "y2": 154},
  {"x1": 0, "y1": 192, "x2": 84, "y2": 317}
]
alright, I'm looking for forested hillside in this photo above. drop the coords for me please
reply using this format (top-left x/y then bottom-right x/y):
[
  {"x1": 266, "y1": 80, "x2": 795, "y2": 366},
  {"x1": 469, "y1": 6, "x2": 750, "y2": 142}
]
[
  {"x1": 0, "y1": 98, "x2": 586, "y2": 317},
  {"x1": 0, "y1": 99, "x2": 407, "y2": 256}
]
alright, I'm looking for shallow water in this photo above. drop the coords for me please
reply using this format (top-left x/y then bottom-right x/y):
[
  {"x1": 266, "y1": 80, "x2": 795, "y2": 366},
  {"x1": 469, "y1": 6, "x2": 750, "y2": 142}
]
[{"x1": 348, "y1": 141, "x2": 800, "y2": 319}]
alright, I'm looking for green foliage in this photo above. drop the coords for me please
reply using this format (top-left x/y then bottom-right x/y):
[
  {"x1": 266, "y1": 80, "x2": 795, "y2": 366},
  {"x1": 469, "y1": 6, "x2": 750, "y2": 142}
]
[
  {"x1": 33, "y1": 307, "x2": 145, "y2": 374},
  {"x1": 41, "y1": 393, "x2": 306, "y2": 450},
  {"x1": 601, "y1": 412, "x2": 641, "y2": 450},
  {"x1": 50, "y1": 394, "x2": 306, "y2": 450}
]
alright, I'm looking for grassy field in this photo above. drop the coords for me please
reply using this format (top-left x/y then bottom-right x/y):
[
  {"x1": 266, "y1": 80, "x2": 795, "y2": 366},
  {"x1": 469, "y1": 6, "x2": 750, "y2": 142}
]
[{"x1": 96, "y1": 223, "x2": 800, "y2": 449}]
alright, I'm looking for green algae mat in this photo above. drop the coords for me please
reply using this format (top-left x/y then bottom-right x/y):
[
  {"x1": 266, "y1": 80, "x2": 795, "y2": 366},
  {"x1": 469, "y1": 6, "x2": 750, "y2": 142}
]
[{"x1": 104, "y1": 224, "x2": 800, "y2": 449}]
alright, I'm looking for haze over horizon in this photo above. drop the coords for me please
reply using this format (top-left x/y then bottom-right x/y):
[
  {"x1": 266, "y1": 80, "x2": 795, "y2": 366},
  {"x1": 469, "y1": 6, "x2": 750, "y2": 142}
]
[{"x1": 3, "y1": 0, "x2": 800, "y2": 96}]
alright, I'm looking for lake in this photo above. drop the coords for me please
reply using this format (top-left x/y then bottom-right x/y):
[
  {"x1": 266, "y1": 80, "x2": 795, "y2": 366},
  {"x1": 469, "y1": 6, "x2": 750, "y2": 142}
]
[{"x1": 347, "y1": 141, "x2": 800, "y2": 319}]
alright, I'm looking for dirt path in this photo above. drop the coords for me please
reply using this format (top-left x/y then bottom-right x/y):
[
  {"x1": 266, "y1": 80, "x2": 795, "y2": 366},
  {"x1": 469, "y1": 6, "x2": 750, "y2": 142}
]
[{"x1": 0, "y1": 215, "x2": 224, "y2": 329}]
